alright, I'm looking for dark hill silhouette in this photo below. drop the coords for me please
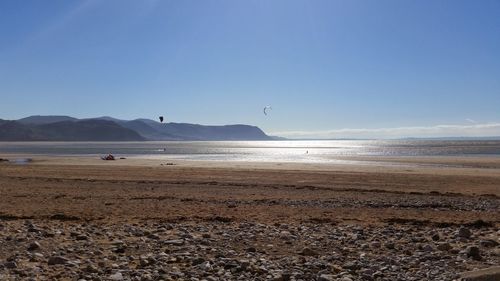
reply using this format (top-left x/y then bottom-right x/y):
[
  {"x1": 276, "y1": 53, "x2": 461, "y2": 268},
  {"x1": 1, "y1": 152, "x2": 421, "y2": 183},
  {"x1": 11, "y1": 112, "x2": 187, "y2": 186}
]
[
  {"x1": 156, "y1": 123, "x2": 270, "y2": 140},
  {"x1": 0, "y1": 119, "x2": 144, "y2": 141},
  {"x1": 17, "y1": 115, "x2": 77, "y2": 125},
  {"x1": 92, "y1": 117, "x2": 271, "y2": 141},
  {"x1": 34, "y1": 120, "x2": 145, "y2": 141},
  {"x1": 0, "y1": 120, "x2": 36, "y2": 141},
  {"x1": 120, "y1": 120, "x2": 181, "y2": 141},
  {"x1": 4, "y1": 116, "x2": 272, "y2": 141},
  {"x1": 91, "y1": 118, "x2": 181, "y2": 140}
]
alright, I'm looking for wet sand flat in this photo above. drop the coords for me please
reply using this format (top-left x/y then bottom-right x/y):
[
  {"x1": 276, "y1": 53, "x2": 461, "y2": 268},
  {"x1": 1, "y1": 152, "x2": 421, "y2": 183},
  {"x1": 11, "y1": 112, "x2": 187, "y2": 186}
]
[{"x1": 0, "y1": 158, "x2": 499, "y2": 223}]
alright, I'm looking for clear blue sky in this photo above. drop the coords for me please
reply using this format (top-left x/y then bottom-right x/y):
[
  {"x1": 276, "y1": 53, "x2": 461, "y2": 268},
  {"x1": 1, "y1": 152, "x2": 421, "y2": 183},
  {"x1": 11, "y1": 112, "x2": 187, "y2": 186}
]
[{"x1": 1, "y1": 0, "x2": 499, "y2": 138}]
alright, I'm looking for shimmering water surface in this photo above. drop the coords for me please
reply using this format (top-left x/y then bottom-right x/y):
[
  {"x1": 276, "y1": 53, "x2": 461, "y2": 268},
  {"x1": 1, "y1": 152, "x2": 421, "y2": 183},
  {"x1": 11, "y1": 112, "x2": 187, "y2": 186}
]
[{"x1": 1, "y1": 140, "x2": 499, "y2": 163}]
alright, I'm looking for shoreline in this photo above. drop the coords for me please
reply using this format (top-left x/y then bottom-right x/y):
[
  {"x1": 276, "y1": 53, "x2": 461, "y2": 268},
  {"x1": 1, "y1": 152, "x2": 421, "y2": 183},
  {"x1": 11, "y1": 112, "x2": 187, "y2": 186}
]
[{"x1": 2, "y1": 153, "x2": 500, "y2": 177}]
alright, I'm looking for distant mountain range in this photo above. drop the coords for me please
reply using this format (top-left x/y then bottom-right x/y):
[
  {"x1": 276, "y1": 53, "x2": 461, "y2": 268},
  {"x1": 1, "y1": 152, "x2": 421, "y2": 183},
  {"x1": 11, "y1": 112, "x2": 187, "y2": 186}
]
[{"x1": 0, "y1": 115, "x2": 272, "y2": 141}]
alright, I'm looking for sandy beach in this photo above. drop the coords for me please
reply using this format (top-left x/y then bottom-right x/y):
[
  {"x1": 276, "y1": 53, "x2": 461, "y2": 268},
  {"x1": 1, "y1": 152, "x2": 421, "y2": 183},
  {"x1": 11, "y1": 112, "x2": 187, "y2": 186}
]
[{"x1": 1, "y1": 156, "x2": 499, "y2": 280}]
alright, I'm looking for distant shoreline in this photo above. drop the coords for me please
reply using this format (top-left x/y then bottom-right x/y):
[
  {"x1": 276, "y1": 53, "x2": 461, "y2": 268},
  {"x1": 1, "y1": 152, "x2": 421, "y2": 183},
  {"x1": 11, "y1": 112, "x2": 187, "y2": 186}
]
[{"x1": 2, "y1": 153, "x2": 500, "y2": 178}]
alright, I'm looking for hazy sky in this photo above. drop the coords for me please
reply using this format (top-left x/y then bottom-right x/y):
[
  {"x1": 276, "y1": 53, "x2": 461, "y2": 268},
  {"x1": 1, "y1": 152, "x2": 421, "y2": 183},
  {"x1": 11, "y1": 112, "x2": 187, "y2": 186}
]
[{"x1": 1, "y1": 0, "x2": 499, "y2": 138}]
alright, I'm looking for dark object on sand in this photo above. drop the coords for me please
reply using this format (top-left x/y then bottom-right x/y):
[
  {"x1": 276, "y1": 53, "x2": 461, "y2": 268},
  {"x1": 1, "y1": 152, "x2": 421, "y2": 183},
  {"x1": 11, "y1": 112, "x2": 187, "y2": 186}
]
[
  {"x1": 101, "y1": 154, "x2": 115, "y2": 160},
  {"x1": 119, "y1": 157, "x2": 126, "y2": 159},
  {"x1": 0, "y1": 158, "x2": 9, "y2": 162}
]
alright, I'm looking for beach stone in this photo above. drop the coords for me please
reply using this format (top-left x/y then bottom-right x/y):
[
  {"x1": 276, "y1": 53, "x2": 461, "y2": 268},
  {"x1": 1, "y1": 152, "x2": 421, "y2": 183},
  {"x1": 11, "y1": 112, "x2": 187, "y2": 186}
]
[
  {"x1": 270, "y1": 273, "x2": 289, "y2": 281},
  {"x1": 436, "y1": 242, "x2": 452, "y2": 251},
  {"x1": 147, "y1": 256, "x2": 157, "y2": 265},
  {"x1": 109, "y1": 272, "x2": 124, "y2": 280},
  {"x1": 200, "y1": 261, "x2": 212, "y2": 271},
  {"x1": 147, "y1": 233, "x2": 160, "y2": 240},
  {"x1": 458, "y1": 227, "x2": 472, "y2": 239},
  {"x1": 164, "y1": 239, "x2": 184, "y2": 246},
  {"x1": 466, "y1": 246, "x2": 482, "y2": 261},
  {"x1": 238, "y1": 259, "x2": 250, "y2": 269},
  {"x1": 246, "y1": 247, "x2": 257, "y2": 253},
  {"x1": 27, "y1": 241, "x2": 41, "y2": 251},
  {"x1": 492, "y1": 248, "x2": 500, "y2": 257},
  {"x1": 4, "y1": 261, "x2": 17, "y2": 269},
  {"x1": 431, "y1": 233, "x2": 440, "y2": 241},
  {"x1": 423, "y1": 244, "x2": 433, "y2": 252},
  {"x1": 76, "y1": 235, "x2": 88, "y2": 241},
  {"x1": 48, "y1": 256, "x2": 69, "y2": 265},
  {"x1": 84, "y1": 264, "x2": 99, "y2": 273},
  {"x1": 300, "y1": 247, "x2": 318, "y2": 256},
  {"x1": 343, "y1": 261, "x2": 360, "y2": 270},
  {"x1": 360, "y1": 268, "x2": 374, "y2": 276},
  {"x1": 139, "y1": 258, "x2": 150, "y2": 267},
  {"x1": 27, "y1": 225, "x2": 40, "y2": 233},
  {"x1": 113, "y1": 245, "x2": 126, "y2": 254},
  {"x1": 479, "y1": 239, "x2": 499, "y2": 248},
  {"x1": 318, "y1": 274, "x2": 335, "y2": 281},
  {"x1": 192, "y1": 257, "x2": 205, "y2": 266}
]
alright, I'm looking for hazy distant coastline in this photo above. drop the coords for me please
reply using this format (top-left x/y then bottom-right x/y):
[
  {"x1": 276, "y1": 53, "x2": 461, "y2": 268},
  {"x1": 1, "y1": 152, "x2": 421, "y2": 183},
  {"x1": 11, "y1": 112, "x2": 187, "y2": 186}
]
[{"x1": 292, "y1": 137, "x2": 500, "y2": 141}]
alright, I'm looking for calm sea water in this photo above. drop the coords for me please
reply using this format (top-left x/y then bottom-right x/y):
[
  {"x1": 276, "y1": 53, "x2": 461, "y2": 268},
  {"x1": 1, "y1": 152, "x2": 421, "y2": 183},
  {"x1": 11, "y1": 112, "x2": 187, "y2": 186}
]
[{"x1": 1, "y1": 140, "x2": 499, "y2": 163}]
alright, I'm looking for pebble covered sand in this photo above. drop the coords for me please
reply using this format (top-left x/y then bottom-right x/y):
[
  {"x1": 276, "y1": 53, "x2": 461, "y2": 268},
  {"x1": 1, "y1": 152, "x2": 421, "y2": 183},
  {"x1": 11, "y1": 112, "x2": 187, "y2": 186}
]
[{"x1": 1, "y1": 219, "x2": 499, "y2": 281}]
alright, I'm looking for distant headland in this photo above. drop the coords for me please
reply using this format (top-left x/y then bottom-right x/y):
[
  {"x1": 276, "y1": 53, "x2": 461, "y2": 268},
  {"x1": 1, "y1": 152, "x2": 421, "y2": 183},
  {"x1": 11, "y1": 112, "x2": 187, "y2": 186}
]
[{"x1": 0, "y1": 115, "x2": 272, "y2": 141}]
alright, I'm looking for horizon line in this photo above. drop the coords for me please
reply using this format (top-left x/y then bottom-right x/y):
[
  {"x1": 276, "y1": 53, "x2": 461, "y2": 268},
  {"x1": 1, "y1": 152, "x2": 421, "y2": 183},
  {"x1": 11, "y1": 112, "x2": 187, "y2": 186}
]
[{"x1": 271, "y1": 122, "x2": 500, "y2": 139}]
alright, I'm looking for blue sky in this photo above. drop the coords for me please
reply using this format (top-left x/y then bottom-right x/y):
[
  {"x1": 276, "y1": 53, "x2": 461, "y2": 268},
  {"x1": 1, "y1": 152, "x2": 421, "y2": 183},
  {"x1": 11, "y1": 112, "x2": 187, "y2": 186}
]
[{"x1": 0, "y1": 0, "x2": 499, "y2": 138}]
